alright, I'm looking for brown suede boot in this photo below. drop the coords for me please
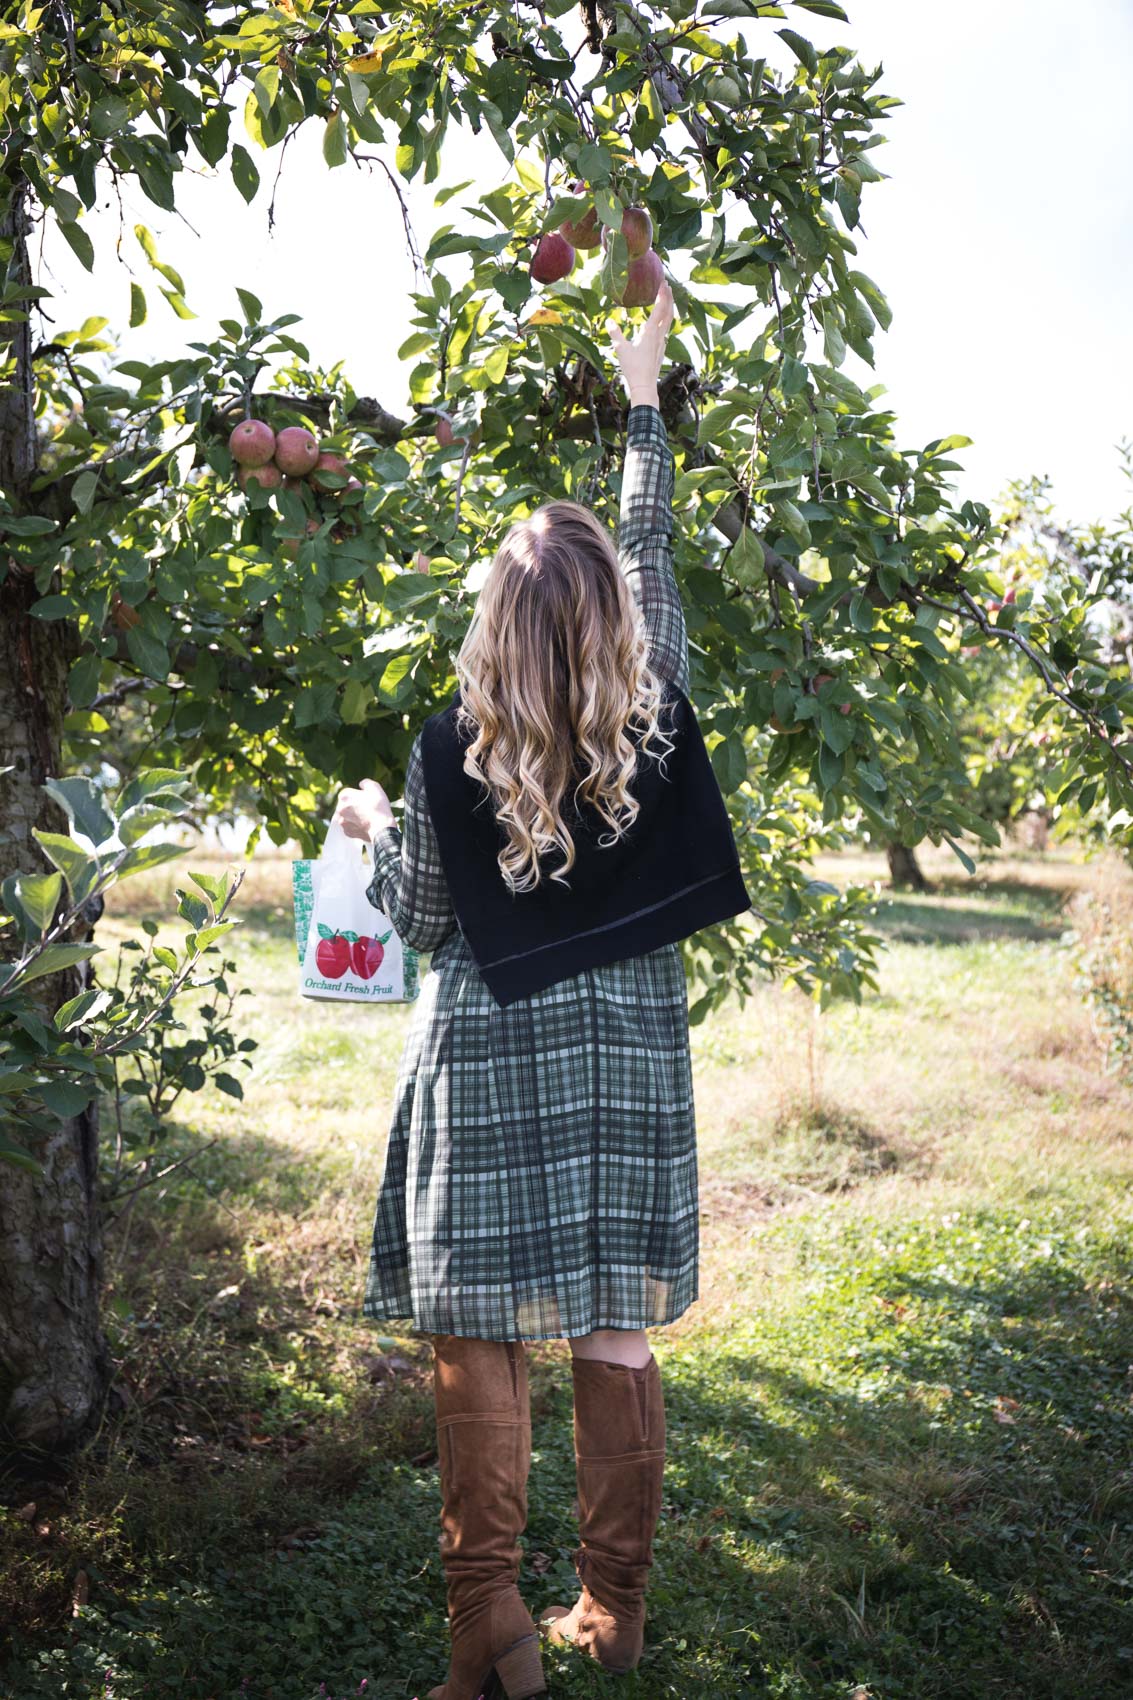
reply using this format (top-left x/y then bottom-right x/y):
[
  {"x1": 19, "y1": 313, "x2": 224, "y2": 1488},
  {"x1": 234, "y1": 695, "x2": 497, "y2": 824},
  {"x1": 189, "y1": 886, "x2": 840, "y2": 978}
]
[
  {"x1": 427, "y1": 1334, "x2": 548, "y2": 1700},
  {"x1": 538, "y1": 1352, "x2": 666, "y2": 1674}
]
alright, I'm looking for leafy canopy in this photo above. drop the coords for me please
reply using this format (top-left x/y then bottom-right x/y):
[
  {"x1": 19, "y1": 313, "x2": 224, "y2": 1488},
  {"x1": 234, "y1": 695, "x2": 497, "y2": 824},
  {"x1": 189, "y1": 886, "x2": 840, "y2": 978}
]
[{"x1": 3, "y1": 0, "x2": 1132, "y2": 1014}]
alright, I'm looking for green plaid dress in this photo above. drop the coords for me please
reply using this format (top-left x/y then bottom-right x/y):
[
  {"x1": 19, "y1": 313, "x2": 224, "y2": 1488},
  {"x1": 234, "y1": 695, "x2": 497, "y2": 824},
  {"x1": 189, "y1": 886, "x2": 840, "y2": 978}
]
[{"x1": 361, "y1": 404, "x2": 698, "y2": 1342}]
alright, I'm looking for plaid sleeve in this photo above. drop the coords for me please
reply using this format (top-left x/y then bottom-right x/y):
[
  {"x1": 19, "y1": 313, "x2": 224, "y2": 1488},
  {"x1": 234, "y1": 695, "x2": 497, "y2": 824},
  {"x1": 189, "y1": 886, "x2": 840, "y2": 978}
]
[
  {"x1": 617, "y1": 403, "x2": 690, "y2": 697},
  {"x1": 366, "y1": 731, "x2": 459, "y2": 953}
]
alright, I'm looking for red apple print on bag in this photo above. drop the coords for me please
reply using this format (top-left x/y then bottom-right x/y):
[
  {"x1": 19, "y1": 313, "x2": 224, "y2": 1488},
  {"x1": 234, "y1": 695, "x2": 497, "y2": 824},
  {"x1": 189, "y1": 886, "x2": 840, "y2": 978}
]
[
  {"x1": 315, "y1": 925, "x2": 354, "y2": 979},
  {"x1": 351, "y1": 930, "x2": 393, "y2": 980}
]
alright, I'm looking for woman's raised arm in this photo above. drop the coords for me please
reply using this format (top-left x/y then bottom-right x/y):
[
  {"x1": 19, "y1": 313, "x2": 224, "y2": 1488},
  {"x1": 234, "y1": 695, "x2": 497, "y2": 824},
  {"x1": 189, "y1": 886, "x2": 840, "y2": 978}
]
[{"x1": 608, "y1": 279, "x2": 690, "y2": 696}]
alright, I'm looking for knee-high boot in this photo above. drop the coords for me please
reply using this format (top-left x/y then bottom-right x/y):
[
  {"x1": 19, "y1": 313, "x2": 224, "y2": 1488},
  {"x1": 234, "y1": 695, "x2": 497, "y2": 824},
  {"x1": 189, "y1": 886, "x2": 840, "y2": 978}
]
[
  {"x1": 538, "y1": 1351, "x2": 666, "y2": 1674},
  {"x1": 426, "y1": 1334, "x2": 548, "y2": 1700}
]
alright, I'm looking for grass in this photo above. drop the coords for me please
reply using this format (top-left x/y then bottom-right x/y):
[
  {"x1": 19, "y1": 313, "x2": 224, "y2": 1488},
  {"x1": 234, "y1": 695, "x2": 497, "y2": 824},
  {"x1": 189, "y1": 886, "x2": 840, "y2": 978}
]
[{"x1": 2, "y1": 838, "x2": 1132, "y2": 1699}]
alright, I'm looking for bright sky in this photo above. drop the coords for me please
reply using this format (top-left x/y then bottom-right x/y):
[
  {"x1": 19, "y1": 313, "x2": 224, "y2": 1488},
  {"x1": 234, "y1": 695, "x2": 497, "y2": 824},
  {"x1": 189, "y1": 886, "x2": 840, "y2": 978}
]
[{"x1": 38, "y1": 0, "x2": 1133, "y2": 527}]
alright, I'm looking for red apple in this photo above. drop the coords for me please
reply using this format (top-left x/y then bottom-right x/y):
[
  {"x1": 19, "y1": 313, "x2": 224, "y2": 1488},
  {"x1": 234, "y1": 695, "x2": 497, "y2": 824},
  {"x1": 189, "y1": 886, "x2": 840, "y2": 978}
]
[
  {"x1": 559, "y1": 202, "x2": 601, "y2": 250},
  {"x1": 110, "y1": 590, "x2": 140, "y2": 631},
  {"x1": 435, "y1": 417, "x2": 457, "y2": 447},
  {"x1": 228, "y1": 418, "x2": 276, "y2": 468},
  {"x1": 531, "y1": 231, "x2": 575, "y2": 285},
  {"x1": 621, "y1": 206, "x2": 653, "y2": 257},
  {"x1": 414, "y1": 551, "x2": 431, "y2": 574},
  {"x1": 620, "y1": 249, "x2": 663, "y2": 307},
  {"x1": 238, "y1": 462, "x2": 282, "y2": 491},
  {"x1": 274, "y1": 426, "x2": 319, "y2": 477},
  {"x1": 351, "y1": 931, "x2": 392, "y2": 979},
  {"x1": 310, "y1": 451, "x2": 350, "y2": 490},
  {"x1": 315, "y1": 930, "x2": 351, "y2": 979}
]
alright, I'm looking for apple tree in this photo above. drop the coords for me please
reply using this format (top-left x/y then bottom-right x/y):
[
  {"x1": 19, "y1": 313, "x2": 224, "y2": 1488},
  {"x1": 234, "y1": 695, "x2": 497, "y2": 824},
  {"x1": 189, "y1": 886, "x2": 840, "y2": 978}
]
[{"x1": 3, "y1": 0, "x2": 1133, "y2": 1451}]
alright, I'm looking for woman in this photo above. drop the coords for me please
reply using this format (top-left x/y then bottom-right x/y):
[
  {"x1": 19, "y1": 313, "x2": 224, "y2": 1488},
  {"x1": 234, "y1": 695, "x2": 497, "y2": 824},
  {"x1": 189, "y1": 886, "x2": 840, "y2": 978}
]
[{"x1": 335, "y1": 274, "x2": 750, "y2": 1700}]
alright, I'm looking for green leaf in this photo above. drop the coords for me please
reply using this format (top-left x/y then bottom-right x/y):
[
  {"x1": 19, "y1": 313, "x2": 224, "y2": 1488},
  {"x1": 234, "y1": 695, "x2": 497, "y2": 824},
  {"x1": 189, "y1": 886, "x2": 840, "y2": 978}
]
[
  {"x1": 38, "y1": 1078, "x2": 96, "y2": 1119},
  {"x1": 341, "y1": 679, "x2": 373, "y2": 724},
  {"x1": 189, "y1": 869, "x2": 229, "y2": 904},
  {"x1": 849, "y1": 592, "x2": 873, "y2": 633},
  {"x1": 231, "y1": 144, "x2": 259, "y2": 204},
  {"x1": 58, "y1": 220, "x2": 95, "y2": 271},
  {"x1": 119, "y1": 769, "x2": 189, "y2": 813},
  {"x1": 1, "y1": 943, "x2": 100, "y2": 990},
  {"x1": 253, "y1": 64, "x2": 280, "y2": 115},
  {"x1": 235, "y1": 287, "x2": 262, "y2": 326},
  {"x1": 818, "y1": 743, "x2": 844, "y2": 788},
  {"x1": 115, "y1": 843, "x2": 185, "y2": 879},
  {"x1": 942, "y1": 834, "x2": 976, "y2": 875},
  {"x1": 117, "y1": 803, "x2": 173, "y2": 846},
  {"x1": 43, "y1": 777, "x2": 116, "y2": 848},
  {"x1": 134, "y1": 223, "x2": 186, "y2": 293},
  {"x1": 198, "y1": 105, "x2": 230, "y2": 168},
  {"x1": 822, "y1": 309, "x2": 846, "y2": 368},
  {"x1": 710, "y1": 735, "x2": 748, "y2": 794},
  {"x1": 0, "y1": 515, "x2": 55, "y2": 536},
  {"x1": 848, "y1": 270, "x2": 892, "y2": 331},
  {"x1": 158, "y1": 288, "x2": 195, "y2": 321},
  {"x1": 177, "y1": 889, "x2": 210, "y2": 929},
  {"x1": 129, "y1": 282, "x2": 146, "y2": 327},
  {"x1": 125, "y1": 624, "x2": 171, "y2": 681},
  {"x1": 67, "y1": 649, "x2": 99, "y2": 703},
  {"x1": 29, "y1": 594, "x2": 75, "y2": 620},
  {"x1": 780, "y1": 354, "x2": 809, "y2": 397},
  {"x1": 192, "y1": 922, "x2": 235, "y2": 950},
  {"x1": 54, "y1": 987, "x2": 113, "y2": 1031},
  {"x1": 72, "y1": 468, "x2": 99, "y2": 516},
  {"x1": 777, "y1": 28, "x2": 818, "y2": 72},
  {"x1": 214, "y1": 1072, "x2": 244, "y2": 1100},
  {"x1": 323, "y1": 110, "x2": 348, "y2": 168},
  {"x1": 4, "y1": 873, "x2": 62, "y2": 936},
  {"x1": 32, "y1": 831, "x2": 99, "y2": 903},
  {"x1": 0, "y1": 1072, "x2": 37, "y2": 1100},
  {"x1": 773, "y1": 499, "x2": 811, "y2": 548},
  {"x1": 576, "y1": 142, "x2": 612, "y2": 184}
]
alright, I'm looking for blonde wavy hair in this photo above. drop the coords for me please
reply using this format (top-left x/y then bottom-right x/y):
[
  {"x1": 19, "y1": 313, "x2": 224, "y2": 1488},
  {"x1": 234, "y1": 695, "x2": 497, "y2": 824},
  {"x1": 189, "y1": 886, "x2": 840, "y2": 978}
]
[{"x1": 454, "y1": 498, "x2": 677, "y2": 893}]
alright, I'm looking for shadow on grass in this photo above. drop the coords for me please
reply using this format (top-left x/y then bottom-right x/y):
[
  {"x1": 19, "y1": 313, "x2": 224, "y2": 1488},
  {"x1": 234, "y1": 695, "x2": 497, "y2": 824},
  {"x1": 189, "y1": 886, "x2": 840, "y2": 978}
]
[
  {"x1": 5, "y1": 1226, "x2": 1132, "y2": 1700},
  {"x1": 871, "y1": 891, "x2": 1068, "y2": 946}
]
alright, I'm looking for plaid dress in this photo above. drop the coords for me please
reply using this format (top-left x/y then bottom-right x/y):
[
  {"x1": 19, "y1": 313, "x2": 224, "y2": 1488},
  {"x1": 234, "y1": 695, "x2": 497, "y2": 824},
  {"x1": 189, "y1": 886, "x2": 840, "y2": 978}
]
[{"x1": 361, "y1": 404, "x2": 698, "y2": 1342}]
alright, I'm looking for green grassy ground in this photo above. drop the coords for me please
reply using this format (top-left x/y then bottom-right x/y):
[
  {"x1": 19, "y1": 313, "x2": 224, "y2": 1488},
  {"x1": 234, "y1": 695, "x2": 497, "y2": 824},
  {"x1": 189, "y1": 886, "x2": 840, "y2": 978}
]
[{"x1": 3, "y1": 843, "x2": 1132, "y2": 1700}]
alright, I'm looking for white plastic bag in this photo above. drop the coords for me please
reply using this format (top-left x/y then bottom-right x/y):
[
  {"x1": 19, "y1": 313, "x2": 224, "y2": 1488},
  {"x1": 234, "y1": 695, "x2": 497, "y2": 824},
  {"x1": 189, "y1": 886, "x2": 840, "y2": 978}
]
[{"x1": 292, "y1": 819, "x2": 419, "y2": 1004}]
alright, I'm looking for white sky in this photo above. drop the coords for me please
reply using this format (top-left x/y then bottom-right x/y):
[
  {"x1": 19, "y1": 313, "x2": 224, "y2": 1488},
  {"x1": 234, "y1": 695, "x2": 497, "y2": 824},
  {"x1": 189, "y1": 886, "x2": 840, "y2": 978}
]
[{"x1": 36, "y1": 0, "x2": 1133, "y2": 526}]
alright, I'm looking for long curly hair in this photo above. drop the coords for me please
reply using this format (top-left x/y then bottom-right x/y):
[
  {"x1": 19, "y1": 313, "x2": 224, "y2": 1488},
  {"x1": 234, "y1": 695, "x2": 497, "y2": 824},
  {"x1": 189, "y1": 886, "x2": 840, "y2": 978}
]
[{"x1": 454, "y1": 498, "x2": 677, "y2": 893}]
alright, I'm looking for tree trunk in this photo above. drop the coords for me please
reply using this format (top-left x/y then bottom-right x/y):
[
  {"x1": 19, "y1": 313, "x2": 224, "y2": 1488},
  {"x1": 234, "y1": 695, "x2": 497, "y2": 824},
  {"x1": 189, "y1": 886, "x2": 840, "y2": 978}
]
[
  {"x1": 0, "y1": 182, "x2": 111, "y2": 1455},
  {"x1": 886, "y1": 841, "x2": 931, "y2": 892}
]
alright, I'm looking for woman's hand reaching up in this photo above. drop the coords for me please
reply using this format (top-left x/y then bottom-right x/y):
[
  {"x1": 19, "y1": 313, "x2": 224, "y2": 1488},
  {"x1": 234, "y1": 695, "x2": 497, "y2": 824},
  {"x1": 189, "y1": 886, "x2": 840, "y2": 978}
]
[
  {"x1": 607, "y1": 274, "x2": 675, "y2": 412},
  {"x1": 335, "y1": 777, "x2": 395, "y2": 841}
]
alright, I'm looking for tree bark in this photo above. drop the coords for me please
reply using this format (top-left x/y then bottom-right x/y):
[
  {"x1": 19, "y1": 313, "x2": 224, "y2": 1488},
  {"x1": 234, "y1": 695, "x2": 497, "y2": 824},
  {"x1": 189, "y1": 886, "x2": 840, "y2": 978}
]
[
  {"x1": 886, "y1": 841, "x2": 931, "y2": 892},
  {"x1": 0, "y1": 182, "x2": 111, "y2": 1456}
]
